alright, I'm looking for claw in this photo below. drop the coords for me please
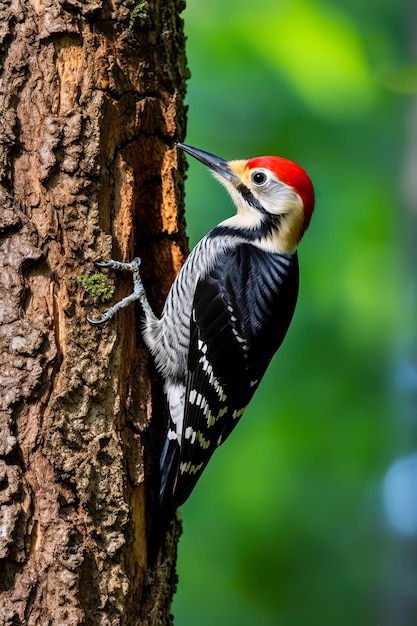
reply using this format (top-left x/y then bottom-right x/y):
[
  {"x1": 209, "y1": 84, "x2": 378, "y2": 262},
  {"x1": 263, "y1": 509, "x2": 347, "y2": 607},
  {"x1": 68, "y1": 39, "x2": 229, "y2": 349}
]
[
  {"x1": 93, "y1": 257, "x2": 142, "y2": 272},
  {"x1": 86, "y1": 256, "x2": 145, "y2": 326},
  {"x1": 87, "y1": 312, "x2": 113, "y2": 326}
]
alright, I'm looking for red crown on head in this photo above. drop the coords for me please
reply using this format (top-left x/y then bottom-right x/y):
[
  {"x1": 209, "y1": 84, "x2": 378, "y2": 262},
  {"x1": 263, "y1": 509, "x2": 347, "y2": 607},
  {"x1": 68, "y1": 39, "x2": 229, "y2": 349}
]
[{"x1": 248, "y1": 156, "x2": 315, "y2": 234}]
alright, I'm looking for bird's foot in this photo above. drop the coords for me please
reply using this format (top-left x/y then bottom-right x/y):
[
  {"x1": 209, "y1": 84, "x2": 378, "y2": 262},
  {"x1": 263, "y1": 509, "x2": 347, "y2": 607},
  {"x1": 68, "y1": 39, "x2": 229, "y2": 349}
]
[{"x1": 87, "y1": 256, "x2": 145, "y2": 325}]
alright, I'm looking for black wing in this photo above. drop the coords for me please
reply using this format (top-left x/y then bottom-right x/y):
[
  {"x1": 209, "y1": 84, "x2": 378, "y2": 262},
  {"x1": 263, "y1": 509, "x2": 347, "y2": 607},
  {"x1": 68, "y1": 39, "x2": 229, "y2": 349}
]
[{"x1": 171, "y1": 243, "x2": 299, "y2": 508}]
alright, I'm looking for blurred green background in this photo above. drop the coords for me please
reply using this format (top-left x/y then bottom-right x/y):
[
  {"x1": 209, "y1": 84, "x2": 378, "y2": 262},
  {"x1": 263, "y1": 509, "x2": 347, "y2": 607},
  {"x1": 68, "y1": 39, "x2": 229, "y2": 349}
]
[{"x1": 174, "y1": 1, "x2": 417, "y2": 624}]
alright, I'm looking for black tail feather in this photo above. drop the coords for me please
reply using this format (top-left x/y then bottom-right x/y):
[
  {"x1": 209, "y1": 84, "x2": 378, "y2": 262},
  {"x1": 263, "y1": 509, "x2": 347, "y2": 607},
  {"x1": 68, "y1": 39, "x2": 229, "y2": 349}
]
[
  {"x1": 147, "y1": 436, "x2": 180, "y2": 563},
  {"x1": 159, "y1": 436, "x2": 180, "y2": 511}
]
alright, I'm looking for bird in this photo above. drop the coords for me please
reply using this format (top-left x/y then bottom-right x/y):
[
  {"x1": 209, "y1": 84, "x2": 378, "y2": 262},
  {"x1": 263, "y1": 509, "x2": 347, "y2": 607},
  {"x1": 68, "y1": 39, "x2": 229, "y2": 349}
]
[{"x1": 88, "y1": 142, "x2": 315, "y2": 520}]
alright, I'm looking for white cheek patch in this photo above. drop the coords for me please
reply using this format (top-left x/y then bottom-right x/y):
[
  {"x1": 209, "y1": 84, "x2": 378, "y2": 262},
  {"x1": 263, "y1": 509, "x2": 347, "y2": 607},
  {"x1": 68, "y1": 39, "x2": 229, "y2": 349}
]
[
  {"x1": 254, "y1": 184, "x2": 302, "y2": 217},
  {"x1": 212, "y1": 175, "x2": 263, "y2": 229}
]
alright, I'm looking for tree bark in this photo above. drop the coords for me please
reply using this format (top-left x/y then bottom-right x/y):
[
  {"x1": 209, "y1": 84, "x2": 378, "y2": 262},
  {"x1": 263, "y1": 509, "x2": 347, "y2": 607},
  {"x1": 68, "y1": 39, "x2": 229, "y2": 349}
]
[{"x1": 0, "y1": 1, "x2": 188, "y2": 624}]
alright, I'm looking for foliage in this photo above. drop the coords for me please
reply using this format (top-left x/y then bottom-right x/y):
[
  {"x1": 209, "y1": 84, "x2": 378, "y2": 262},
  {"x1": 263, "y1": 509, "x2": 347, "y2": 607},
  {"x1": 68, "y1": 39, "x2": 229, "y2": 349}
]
[
  {"x1": 175, "y1": 1, "x2": 415, "y2": 625},
  {"x1": 129, "y1": 1, "x2": 152, "y2": 30},
  {"x1": 77, "y1": 273, "x2": 115, "y2": 303}
]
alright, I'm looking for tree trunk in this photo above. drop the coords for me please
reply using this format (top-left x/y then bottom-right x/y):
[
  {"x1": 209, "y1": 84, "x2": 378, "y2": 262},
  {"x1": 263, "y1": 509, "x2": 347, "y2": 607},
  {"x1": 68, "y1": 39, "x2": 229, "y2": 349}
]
[{"x1": 0, "y1": 1, "x2": 188, "y2": 624}]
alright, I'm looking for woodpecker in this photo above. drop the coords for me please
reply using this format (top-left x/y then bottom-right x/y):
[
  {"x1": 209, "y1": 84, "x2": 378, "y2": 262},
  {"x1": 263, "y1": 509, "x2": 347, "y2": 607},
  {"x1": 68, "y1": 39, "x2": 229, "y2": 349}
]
[{"x1": 89, "y1": 143, "x2": 315, "y2": 516}]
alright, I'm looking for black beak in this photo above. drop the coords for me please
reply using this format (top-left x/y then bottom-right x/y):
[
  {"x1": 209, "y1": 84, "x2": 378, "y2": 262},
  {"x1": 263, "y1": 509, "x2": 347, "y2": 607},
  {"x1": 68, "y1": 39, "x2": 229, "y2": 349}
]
[{"x1": 177, "y1": 143, "x2": 238, "y2": 182}]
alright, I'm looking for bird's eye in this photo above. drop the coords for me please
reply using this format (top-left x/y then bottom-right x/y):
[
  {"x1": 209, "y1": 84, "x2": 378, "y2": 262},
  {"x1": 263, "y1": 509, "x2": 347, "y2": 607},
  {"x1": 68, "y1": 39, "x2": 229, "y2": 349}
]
[{"x1": 251, "y1": 170, "x2": 269, "y2": 186}]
